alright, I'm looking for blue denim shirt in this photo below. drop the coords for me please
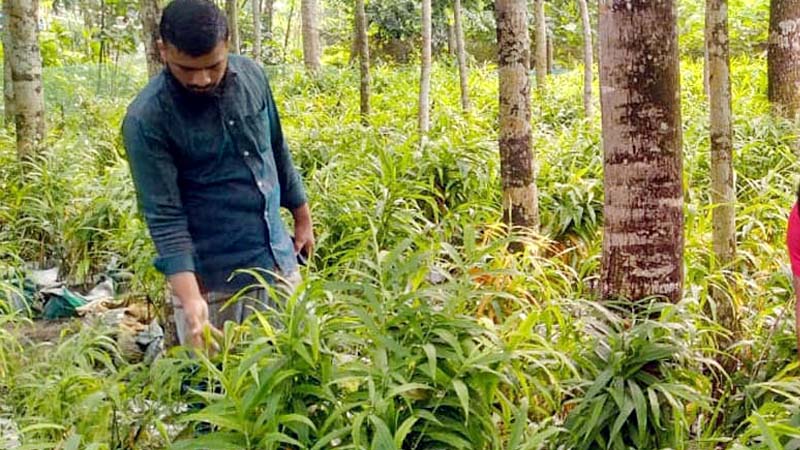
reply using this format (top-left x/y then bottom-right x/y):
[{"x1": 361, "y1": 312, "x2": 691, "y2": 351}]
[{"x1": 122, "y1": 55, "x2": 305, "y2": 293}]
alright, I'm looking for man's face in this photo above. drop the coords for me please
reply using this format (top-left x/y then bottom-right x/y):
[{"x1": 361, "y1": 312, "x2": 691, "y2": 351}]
[{"x1": 159, "y1": 40, "x2": 229, "y2": 96}]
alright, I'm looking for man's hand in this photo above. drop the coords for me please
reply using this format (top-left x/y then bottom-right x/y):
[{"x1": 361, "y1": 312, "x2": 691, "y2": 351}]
[
  {"x1": 292, "y1": 203, "x2": 315, "y2": 259},
  {"x1": 182, "y1": 295, "x2": 222, "y2": 352},
  {"x1": 169, "y1": 272, "x2": 221, "y2": 352}
]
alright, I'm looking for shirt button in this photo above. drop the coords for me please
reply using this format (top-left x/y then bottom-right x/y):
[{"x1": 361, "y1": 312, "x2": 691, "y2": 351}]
[
  {"x1": 243, "y1": 151, "x2": 250, "y2": 157},
  {"x1": 257, "y1": 181, "x2": 263, "y2": 188},
  {"x1": 228, "y1": 120, "x2": 235, "y2": 126}
]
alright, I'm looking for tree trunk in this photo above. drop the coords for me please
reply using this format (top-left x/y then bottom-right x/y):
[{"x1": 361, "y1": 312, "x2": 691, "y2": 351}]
[
  {"x1": 252, "y1": 0, "x2": 262, "y2": 62},
  {"x1": 533, "y1": 0, "x2": 547, "y2": 91},
  {"x1": 265, "y1": 0, "x2": 274, "y2": 37},
  {"x1": 419, "y1": 0, "x2": 432, "y2": 134},
  {"x1": 355, "y1": 0, "x2": 370, "y2": 122},
  {"x1": 138, "y1": 0, "x2": 162, "y2": 78},
  {"x1": 226, "y1": 0, "x2": 240, "y2": 54},
  {"x1": 2, "y1": 1, "x2": 14, "y2": 128},
  {"x1": 301, "y1": 0, "x2": 322, "y2": 72},
  {"x1": 578, "y1": 0, "x2": 592, "y2": 118},
  {"x1": 707, "y1": 0, "x2": 737, "y2": 333},
  {"x1": 768, "y1": 0, "x2": 800, "y2": 119},
  {"x1": 598, "y1": 0, "x2": 684, "y2": 303},
  {"x1": 284, "y1": 0, "x2": 295, "y2": 59},
  {"x1": 447, "y1": 22, "x2": 456, "y2": 56},
  {"x1": 8, "y1": 0, "x2": 46, "y2": 160},
  {"x1": 496, "y1": 0, "x2": 538, "y2": 231},
  {"x1": 454, "y1": 0, "x2": 471, "y2": 112},
  {"x1": 546, "y1": 33, "x2": 553, "y2": 74}
]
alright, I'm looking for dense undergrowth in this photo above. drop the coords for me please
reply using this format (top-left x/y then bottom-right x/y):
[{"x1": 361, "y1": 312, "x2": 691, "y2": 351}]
[{"x1": 0, "y1": 56, "x2": 799, "y2": 449}]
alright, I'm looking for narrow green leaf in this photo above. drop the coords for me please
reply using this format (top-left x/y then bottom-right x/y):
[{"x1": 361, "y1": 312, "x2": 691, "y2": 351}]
[{"x1": 452, "y1": 378, "x2": 470, "y2": 422}]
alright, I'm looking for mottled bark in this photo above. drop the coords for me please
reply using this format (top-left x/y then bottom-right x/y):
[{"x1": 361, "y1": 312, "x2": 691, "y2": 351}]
[
  {"x1": 138, "y1": 0, "x2": 162, "y2": 78},
  {"x1": 707, "y1": 0, "x2": 737, "y2": 335},
  {"x1": 2, "y1": 1, "x2": 14, "y2": 127},
  {"x1": 355, "y1": 0, "x2": 370, "y2": 122},
  {"x1": 496, "y1": 0, "x2": 538, "y2": 230},
  {"x1": 8, "y1": 0, "x2": 46, "y2": 159},
  {"x1": 599, "y1": 0, "x2": 684, "y2": 303},
  {"x1": 419, "y1": 0, "x2": 432, "y2": 134},
  {"x1": 454, "y1": 0, "x2": 471, "y2": 112},
  {"x1": 578, "y1": 0, "x2": 593, "y2": 118},
  {"x1": 253, "y1": 0, "x2": 262, "y2": 62},
  {"x1": 768, "y1": 0, "x2": 800, "y2": 119},
  {"x1": 301, "y1": 0, "x2": 322, "y2": 72},
  {"x1": 533, "y1": 0, "x2": 547, "y2": 91},
  {"x1": 226, "y1": 0, "x2": 240, "y2": 54}
]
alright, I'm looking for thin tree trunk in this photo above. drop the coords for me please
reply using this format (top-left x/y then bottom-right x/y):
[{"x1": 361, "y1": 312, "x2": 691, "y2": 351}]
[
  {"x1": 301, "y1": 0, "x2": 322, "y2": 72},
  {"x1": 348, "y1": 28, "x2": 358, "y2": 65},
  {"x1": 8, "y1": 0, "x2": 46, "y2": 160},
  {"x1": 546, "y1": 33, "x2": 553, "y2": 74},
  {"x1": 447, "y1": 22, "x2": 456, "y2": 56},
  {"x1": 226, "y1": 0, "x2": 240, "y2": 54},
  {"x1": 419, "y1": 0, "x2": 432, "y2": 134},
  {"x1": 707, "y1": 0, "x2": 737, "y2": 334},
  {"x1": 284, "y1": 0, "x2": 295, "y2": 59},
  {"x1": 253, "y1": 0, "x2": 262, "y2": 62},
  {"x1": 138, "y1": 0, "x2": 162, "y2": 78},
  {"x1": 2, "y1": 1, "x2": 14, "y2": 128},
  {"x1": 533, "y1": 0, "x2": 547, "y2": 91},
  {"x1": 265, "y1": 0, "x2": 274, "y2": 37},
  {"x1": 768, "y1": 0, "x2": 800, "y2": 120},
  {"x1": 355, "y1": 0, "x2": 370, "y2": 122},
  {"x1": 454, "y1": 0, "x2": 471, "y2": 112},
  {"x1": 578, "y1": 0, "x2": 592, "y2": 118},
  {"x1": 496, "y1": 0, "x2": 538, "y2": 231},
  {"x1": 599, "y1": 0, "x2": 684, "y2": 303}
]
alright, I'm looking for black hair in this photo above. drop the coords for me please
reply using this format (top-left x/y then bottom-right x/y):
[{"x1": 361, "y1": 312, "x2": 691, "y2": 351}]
[{"x1": 159, "y1": 0, "x2": 229, "y2": 57}]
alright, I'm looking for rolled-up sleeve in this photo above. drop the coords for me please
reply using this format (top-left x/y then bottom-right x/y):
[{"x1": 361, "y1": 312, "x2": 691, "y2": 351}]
[
  {"x1": 264, "y1": 79, "x2": 308, "y2": 210},
  {"x1": 122, "y1": 115, "x2": 196, "y2": 275}
]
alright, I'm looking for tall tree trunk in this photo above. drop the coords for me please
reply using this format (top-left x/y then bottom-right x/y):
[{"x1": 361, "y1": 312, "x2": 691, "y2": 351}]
[
  {"x1": 226, "y1": 0, "x2": 240, "y2": 54},
  {"x1": 578, "y1": 0, "x2": 592, "y2": 118},
  {"x1": 8, "y1": 0, "x2": 46, "y2": 160},
  {"x1": 599, "y1": 0, "x2": 684, "y2": 303},
  {"x1": 454, "y1": 0, "x2": 471, "y2": 112},
  {"x1": 768, "y1": 0, "x2": 800, "y2": 119},
  {"x1": 496, "y1": 0, "x2": 538, "y2": 231},
  {"x1": 533, "y1": 0, "x2": 547, "y2": 91},
  {"x1": 2, "y1": 1, "x2": 15, "y2": 128},
  {"x1": 252, "y1": 0, "x2": 262, "y2": 62},
  {"x1": 284, "y1": 0, "x2": 295, "y2": 59},
  {"x1": 447, "y1": 22, "x2": 456, "y2": 56},
  {"x1": 301, "y1": 0, "x2": 322, "y2": 72},
  {"x1": 707, "y1": 0, "x2": 737, "y2": 334},
  {"x1": 138, "y1": 0, "x2": 162, "y2": 78},
  {"x1": 355, "y1": 0, "x2": 370, "y2": 122},
  {"x1": 419, "y1": 0, "x2": 432, "y2": 134},
  {"x1": 265, "y1": 0, "x2": 274, "y2": 37},
  {"x1": 546, "y1": 33, "x2": 553, "y2": 74}
]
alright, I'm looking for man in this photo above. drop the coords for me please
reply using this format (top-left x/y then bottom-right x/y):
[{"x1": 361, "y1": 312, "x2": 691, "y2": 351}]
[
  {"x1": 787, "y1": 186, "x2": 800, "y2": 355},
  {"x1": 122, "y1": 0, "x2": 313, "y2": 350}
]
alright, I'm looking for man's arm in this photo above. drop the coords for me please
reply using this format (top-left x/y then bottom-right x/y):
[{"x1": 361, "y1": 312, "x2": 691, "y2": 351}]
[
  {"x1": 262, "y1": 77, "x2": 314, "y2": 256},
  {"x1": 122, "y1": 115, "x2": 217, "y2": 348}
]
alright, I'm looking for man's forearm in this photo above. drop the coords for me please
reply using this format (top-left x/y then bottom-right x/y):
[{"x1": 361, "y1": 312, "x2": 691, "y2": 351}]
[
  {"x1": 169, "y1": 272, "x2": 204, "y2": 306},
  {"x1": 292, "y1": 203, "x2": 312, "y2": 226}
]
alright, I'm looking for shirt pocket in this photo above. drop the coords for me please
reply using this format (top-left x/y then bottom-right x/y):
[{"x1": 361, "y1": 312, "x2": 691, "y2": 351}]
[{"x1": 243, "y1": 107, "x2": 278, "y2": 172}]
